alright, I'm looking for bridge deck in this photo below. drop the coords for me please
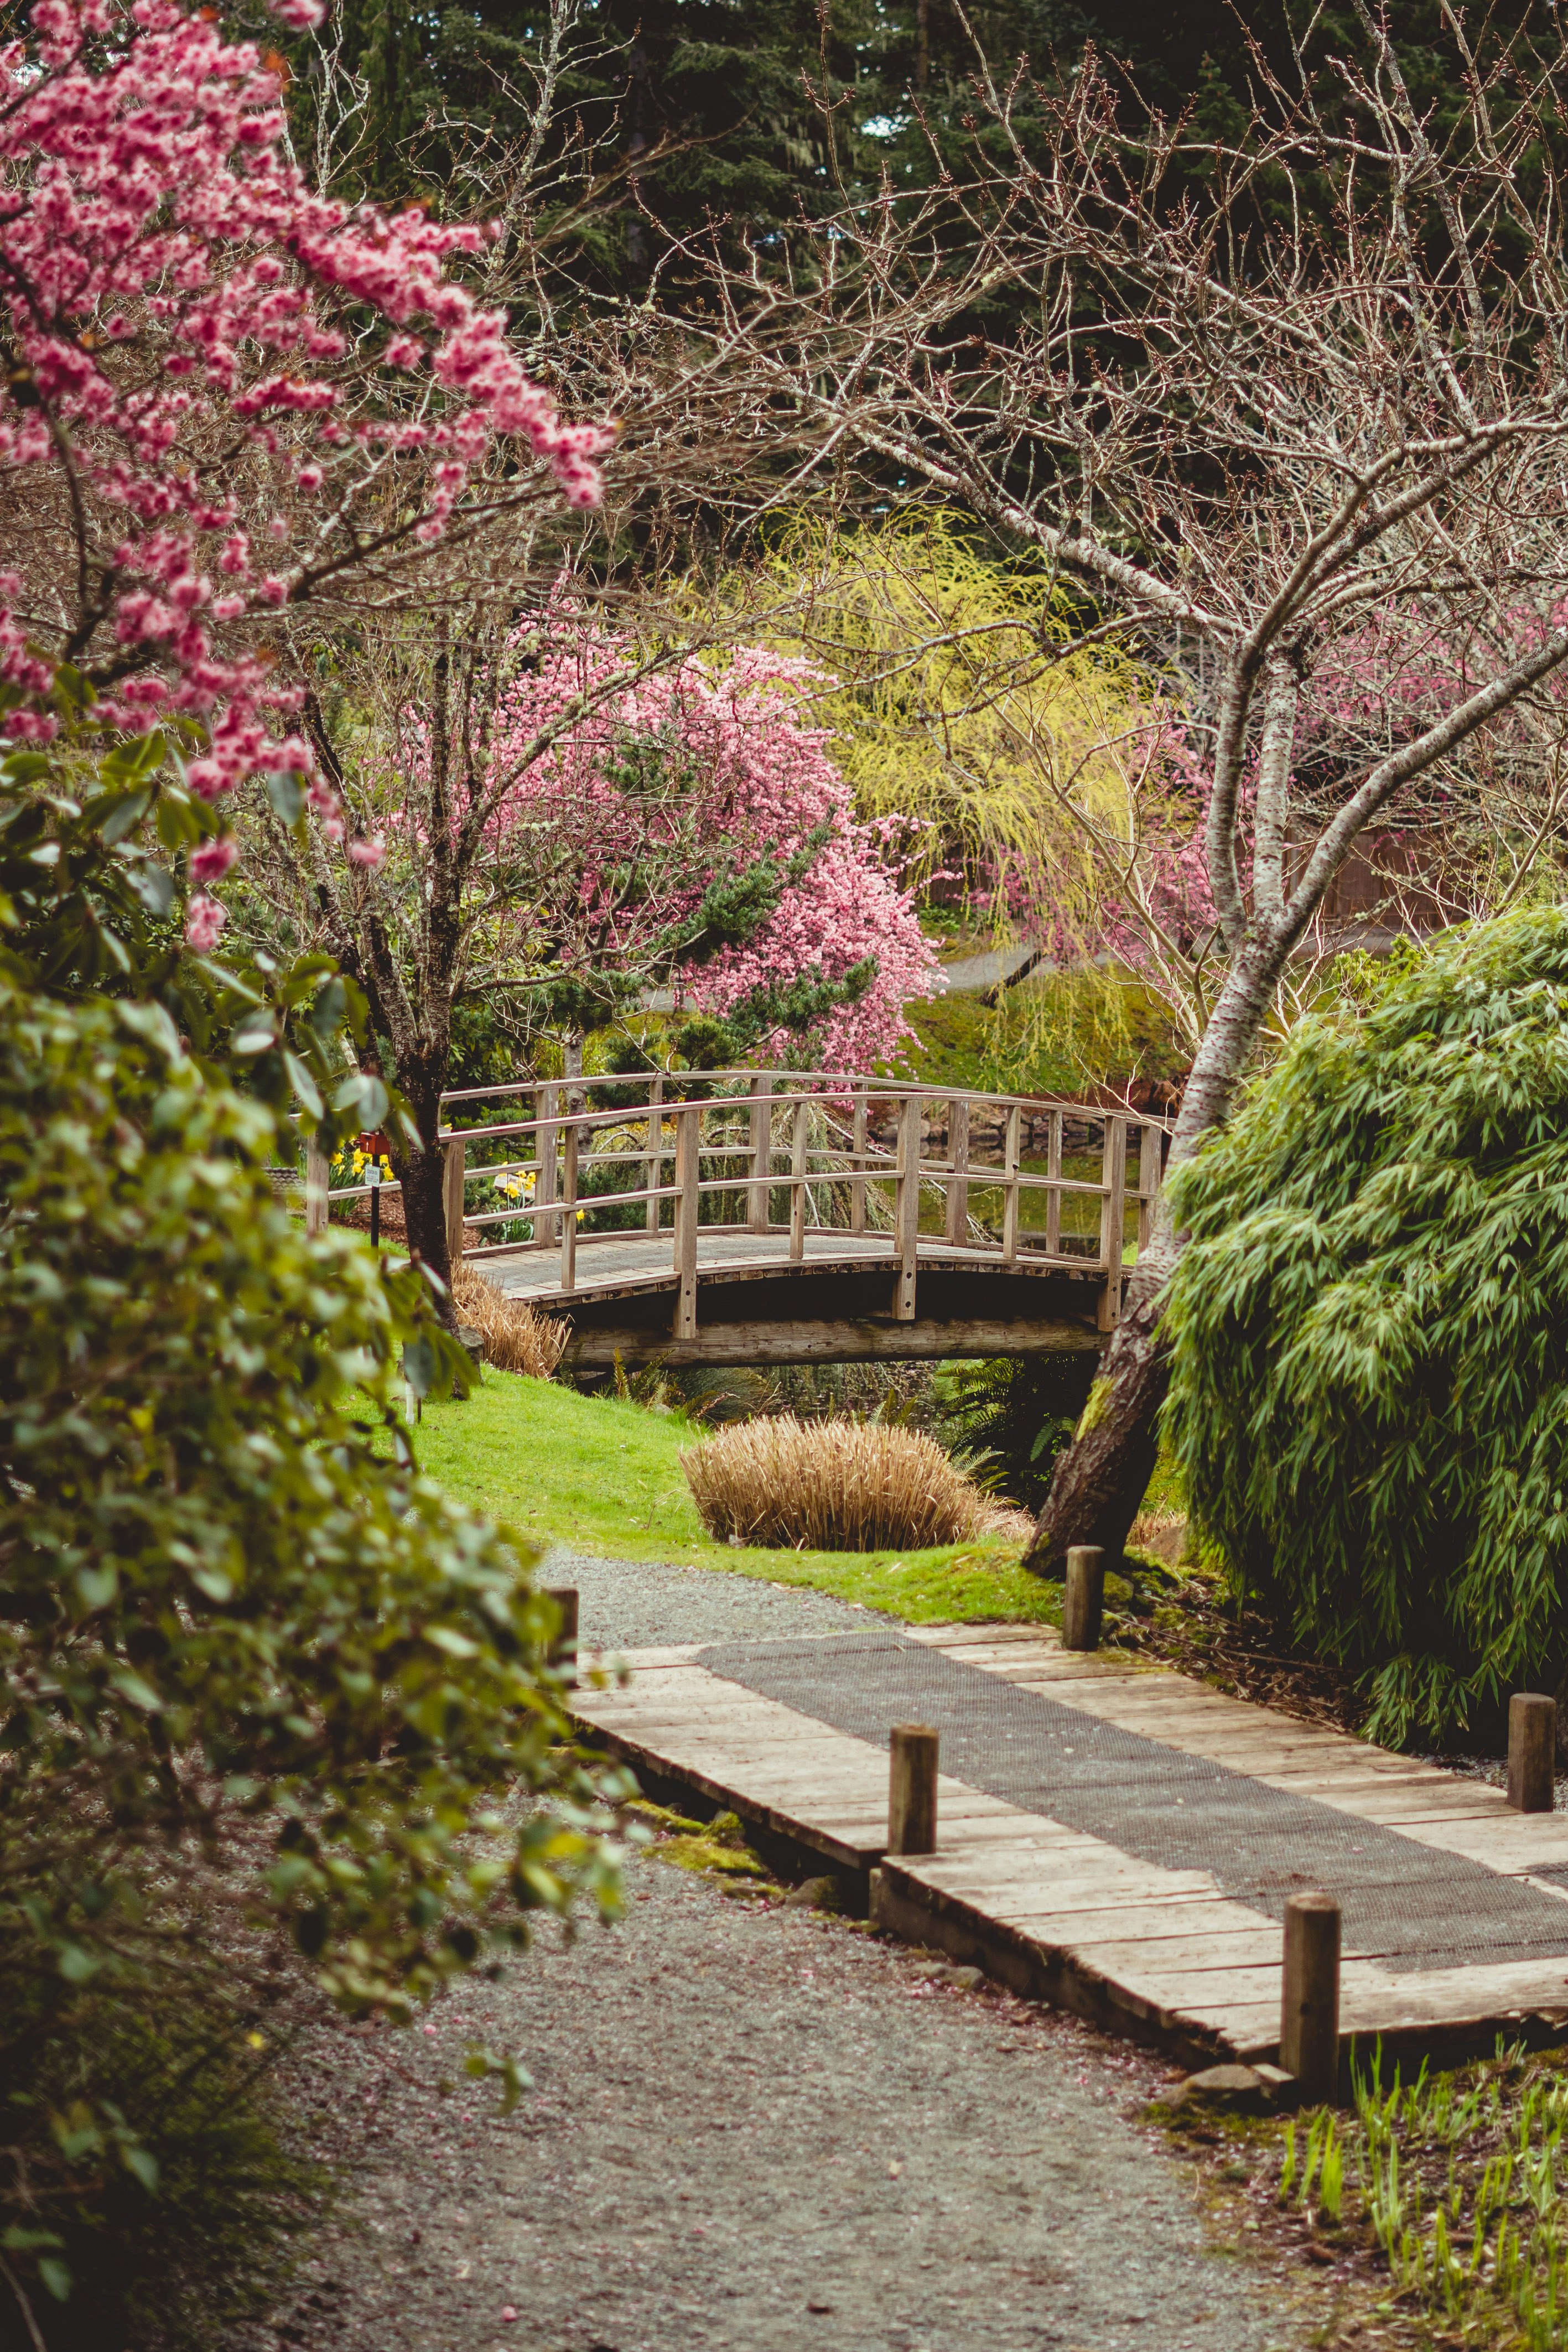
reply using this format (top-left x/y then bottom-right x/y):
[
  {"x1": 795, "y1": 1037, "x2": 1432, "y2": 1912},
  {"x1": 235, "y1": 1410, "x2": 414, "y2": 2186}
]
[
  {"x1": 575, "y1": 1624, "x2": 1568, "y2": 2072},
  {"x1": 474, "y1": 1228, "x2": 1114, "y2": 1366},
  {"x1": 480, "y1": 1225, "x2": 1096, "y2": 1309}
]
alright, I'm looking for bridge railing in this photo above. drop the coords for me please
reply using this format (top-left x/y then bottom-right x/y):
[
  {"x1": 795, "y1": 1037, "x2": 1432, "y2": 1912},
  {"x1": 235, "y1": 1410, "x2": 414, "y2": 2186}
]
[{"x1": 430, "y1": 1071, "x2": 1172, "y2": 1335}]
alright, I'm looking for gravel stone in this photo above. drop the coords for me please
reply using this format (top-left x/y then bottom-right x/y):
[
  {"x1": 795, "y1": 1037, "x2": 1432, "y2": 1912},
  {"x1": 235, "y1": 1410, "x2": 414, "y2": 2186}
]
[{"x1": 245, "y1": 1558, "x2": 1322, "y2": 2352}]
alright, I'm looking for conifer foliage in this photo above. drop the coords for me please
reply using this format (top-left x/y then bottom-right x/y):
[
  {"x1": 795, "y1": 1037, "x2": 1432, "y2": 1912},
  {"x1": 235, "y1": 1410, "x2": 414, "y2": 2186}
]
[{"x1": 1162, "y1": 910, "x2": 1568, "y2": 1746}]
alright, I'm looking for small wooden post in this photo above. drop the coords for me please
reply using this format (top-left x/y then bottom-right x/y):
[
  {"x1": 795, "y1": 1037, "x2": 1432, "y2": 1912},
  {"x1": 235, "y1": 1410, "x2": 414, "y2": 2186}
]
[
  {"x1": 894, "y1": 1094, "x2": 919, "y2": 1322},
  {"x1": 944, "y1": 1094, "x2": 970, "y2": 1244},
  {"x1": 368, "y1": 1158, "x2": 381, "y2": 1250},
  {"x1": 1063, "y1": 1544, "x2": 1105, "y2": 1652},
  {"x1": 850, "y1": 1088, "x2": 868, "y2": 1234},
  {"x1": 788, "y1": 1094, "x2": 809, "y2": 1261},
  {"x1": 887, "y1": 1722, "x2": 939, "y2": 1856},
  {"x1": 443, "y1": 1133, "x2": 466, "y2": 1265},
  {"x1": 747, "y1": 1074, "x2": 773, "y2": 1232},
  {"x1": 672, "y1": 1103, "x2": 699, "y2": 1340},
  {"x1": 558, "y1": 1117, "x2": 579, "y2": 1292},
  {"x1": 1046, "y1": 1110, "x2": 1062, "y2": 1258},
  {"x1": 304, "y1": 1136, "x2": 330, "y2": 1238},
  {"x1": 1509, "y1": 1693, "x2": 1557, "y2": 1813},
  {"x1": 1002, "y1": 1102, "x2": 1021, "y2": 1266},
  {"x1": 1097, "y1": 1115, "x2": 1127, "y2": 1333},
  {"x1": 545, "y1": 1585, "x2": 579, "y2": 1688},
  {"x1": 536, "y1": 1082, "x2": 559, "y2": 1244},
  {"x1": 645, "y1": 1074, "x2": 664, "y2": 1234},
  {"x1": 1280, "y1": 1892, "x2": 1342, "y2": 2102}
]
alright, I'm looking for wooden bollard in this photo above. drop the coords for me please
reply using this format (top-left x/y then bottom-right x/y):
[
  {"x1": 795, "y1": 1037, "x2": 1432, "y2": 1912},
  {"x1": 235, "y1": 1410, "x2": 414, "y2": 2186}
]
[
  {"x1": 1280, "y1": 1891, "x2": 1341, "y2": 2102},
  {"x1": 1063, "y1": 1545, "x2": 1105, "y2": 1652},
  {"x1": 546, "y1": 1585, "x2": 579, "y2": 1687},
  {"x1": 1509, "y1": 1692, "x2": 1557, "y2": 1813},
  {"x1": 888, "y1": 1723, "x2": 939, "y2": 1856}
]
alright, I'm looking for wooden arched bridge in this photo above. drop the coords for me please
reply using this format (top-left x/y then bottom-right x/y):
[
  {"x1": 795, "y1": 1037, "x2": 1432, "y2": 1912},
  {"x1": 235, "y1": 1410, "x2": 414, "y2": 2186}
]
[{"x1": 381, "y1": 1071, "x2": 1171, "y2": 1374}]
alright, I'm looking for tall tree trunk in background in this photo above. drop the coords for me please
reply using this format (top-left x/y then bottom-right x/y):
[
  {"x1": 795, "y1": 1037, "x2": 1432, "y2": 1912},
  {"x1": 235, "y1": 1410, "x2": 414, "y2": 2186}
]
[{"x1": 1023, "y1": 946, "x2": 1291, "y2": 1571}]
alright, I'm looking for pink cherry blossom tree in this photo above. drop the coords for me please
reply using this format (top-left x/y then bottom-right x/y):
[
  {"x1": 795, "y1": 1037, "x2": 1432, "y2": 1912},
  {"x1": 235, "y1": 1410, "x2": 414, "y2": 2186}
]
[
  {"x1": 247, "y1": 602, "x2": 938, "y2": 1291},
  {"x1": 0, "y1": 0, "x2": 612, "y2": 948}
]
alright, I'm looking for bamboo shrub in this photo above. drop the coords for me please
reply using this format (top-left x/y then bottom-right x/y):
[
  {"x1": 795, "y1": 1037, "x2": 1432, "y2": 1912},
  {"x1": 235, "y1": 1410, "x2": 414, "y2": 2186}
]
[{"x1": 1162, "y1": 907, "x2": 1568, "y2": 1745}]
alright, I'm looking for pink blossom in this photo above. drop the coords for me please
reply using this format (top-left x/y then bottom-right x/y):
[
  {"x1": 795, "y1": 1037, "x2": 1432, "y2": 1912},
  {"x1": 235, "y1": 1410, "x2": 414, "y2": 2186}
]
[
  {"x1": 347, "y1": 836, "x2": 386, "y2": 869},
  {"x1": 0, "y1": 0, "x2": 611, "y2": 824},
  {"x1": 184, "y1": 893, "x2": 227, "y2": 951},
  {"x1": 467, "y1": 614, "x2": 941, "y2": 1071},
  {"x1": 190, "y1": 834, "x2": 238, "y2": 884}
]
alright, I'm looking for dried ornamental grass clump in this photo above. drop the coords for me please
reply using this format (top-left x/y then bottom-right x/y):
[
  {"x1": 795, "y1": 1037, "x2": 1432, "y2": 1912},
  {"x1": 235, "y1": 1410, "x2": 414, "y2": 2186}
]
[
  {"x1": 681, "y1": 1414, "x2": 1028, "y2": 1551},
  {"x1": 452, "y1": 1261, "x2": 570, "y2": 1378}
]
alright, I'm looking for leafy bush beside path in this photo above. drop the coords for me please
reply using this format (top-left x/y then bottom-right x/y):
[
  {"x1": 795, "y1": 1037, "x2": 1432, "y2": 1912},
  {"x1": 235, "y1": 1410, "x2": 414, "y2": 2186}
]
[{"x1": 1163, "y1": 907, "x2": 1568, "y2": 1746}]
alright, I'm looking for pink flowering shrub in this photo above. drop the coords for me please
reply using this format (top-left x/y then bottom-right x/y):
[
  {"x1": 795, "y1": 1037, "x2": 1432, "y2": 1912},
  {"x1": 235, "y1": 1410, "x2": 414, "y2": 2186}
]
[
  {"x1": 483, "y1": 629, "x2": 940, "y2": 1069},
  {"x1": 0, "y1": 0, "x2": 609, "y2": 814}
]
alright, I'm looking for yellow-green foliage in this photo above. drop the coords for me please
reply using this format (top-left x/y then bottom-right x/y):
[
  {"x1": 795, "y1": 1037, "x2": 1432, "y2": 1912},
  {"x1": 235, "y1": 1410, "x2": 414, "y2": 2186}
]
[{"x1": 763, "y1": 512, "x2": 1187, "y2": 929}]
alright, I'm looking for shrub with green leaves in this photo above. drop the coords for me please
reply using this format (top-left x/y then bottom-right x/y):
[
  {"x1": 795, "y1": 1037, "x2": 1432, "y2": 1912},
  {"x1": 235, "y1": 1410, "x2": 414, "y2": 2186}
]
[
  {"x1": 1162, "y1": 908, "x2": 1568, "y2": 1747},
  {"x1": 0, "y1": 974, "x2": 624, "y2": 2326}
]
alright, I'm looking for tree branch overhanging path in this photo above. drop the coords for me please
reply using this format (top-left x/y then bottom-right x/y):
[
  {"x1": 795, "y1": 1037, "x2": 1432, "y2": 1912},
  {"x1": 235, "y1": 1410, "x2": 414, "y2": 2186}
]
[{"x1": 666, "y1": 7, "x2": 1568, "y2": 1564}]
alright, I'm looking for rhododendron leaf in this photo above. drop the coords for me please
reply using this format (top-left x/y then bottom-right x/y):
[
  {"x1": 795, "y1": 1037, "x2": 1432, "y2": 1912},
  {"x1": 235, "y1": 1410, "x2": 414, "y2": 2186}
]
[
  {"x1": 155, "y1": 794, "x2": 204, "y2": 851},
  {"x1": 266, "y1": 771, "x2": 306, "y2": 826},
  {"x1": 334, "y1": 1071, "x2": 388, "y2": 1129},
  {"x1": 94, "y1": 791, "x2": 153, "y2": 848},
  {"x1": 38, "y1": 2257, "x2": 72, "y2": 2303},
  {"x1": 124, "y1": 859, "x2": 174, "y2": 918},
  {"x1": 282, "y1": 1048, "x2": 323, "y2": 1118}
]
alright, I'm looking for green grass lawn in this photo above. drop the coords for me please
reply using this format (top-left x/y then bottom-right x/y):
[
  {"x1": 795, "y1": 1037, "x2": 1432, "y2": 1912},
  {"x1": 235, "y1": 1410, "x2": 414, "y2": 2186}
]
[{"x1": 406, "y1": 1368, "x2": 1062, "y2": 1628}]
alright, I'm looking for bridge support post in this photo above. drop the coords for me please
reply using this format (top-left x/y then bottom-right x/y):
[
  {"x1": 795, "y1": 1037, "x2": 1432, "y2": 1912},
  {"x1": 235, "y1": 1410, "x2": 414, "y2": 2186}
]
[
  {"x1": 945, "y1": 1095, "x2": 970, "y2": 1244},
  {"x1": 305, "y1": 1136, "x2": 330, "y2": 1239},
  {"x1": 850, "y1": 1088, "x2": 868, "y2": 1233},
  {"x1": 789, "y1": 1095, "x2": 809, "y2": 1260},
  {"x1": 443, "y1": 1133, "x2": 466, "y2": 1264},
  {"x1": 894, "y1": 1094, "x2": 919, "y2": 1322},
  {"x1": 558, "y1": 1116, "x2": 579, "y2": 1292},
  {"x1": 1097, "y1": 1115, "x2": 1126, "y2": 1333},
  {"x1": 1046, "y1": 1109, "x2": 1063, "y2": 1257},
  {"x1": 747, "y1": 1075, "x2": 773, "y2": 1232},
  {"x1": 1002, "y1": 1103, "x2": 1021, "y2": 1265},
  {"x1": 645, "y1": 1075, "x2": 664, "y2": 1233},
  {"x1": 672, "y1": 1104, "x2": 700, "y2": 1339},
  {"x1": 536, "y1": 1082, "x2": 558, "y2": 1244}
]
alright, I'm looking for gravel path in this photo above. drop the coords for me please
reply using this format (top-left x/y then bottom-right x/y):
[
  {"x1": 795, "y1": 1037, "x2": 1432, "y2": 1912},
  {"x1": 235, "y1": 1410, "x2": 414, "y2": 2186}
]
[
  {"x1": 546, "y1": 1548, "x2": 890, "y2": 1652},
  {"x1": 249, "y1": 1559, "x2": 1325, "y2": 2352}
]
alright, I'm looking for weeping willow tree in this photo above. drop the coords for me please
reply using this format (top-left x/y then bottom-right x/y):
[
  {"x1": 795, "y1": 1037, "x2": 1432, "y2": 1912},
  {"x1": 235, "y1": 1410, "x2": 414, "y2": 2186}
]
[
  {"x1": 1162, "y1": 907, "x2": 1568, "y2": 1748},
  {"x1": 751, "y1": 513, "x2": 1202, "y2": 1086}
]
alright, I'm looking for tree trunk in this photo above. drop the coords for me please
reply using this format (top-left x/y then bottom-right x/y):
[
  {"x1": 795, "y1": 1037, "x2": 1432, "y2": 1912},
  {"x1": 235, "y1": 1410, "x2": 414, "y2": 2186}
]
[
  {"x1": 397, "y1": 1140, "x2": 456, "y2": 1328},
  {"x1": 1024, "y1": 944, "x2": 1282, "y2": 1572}
]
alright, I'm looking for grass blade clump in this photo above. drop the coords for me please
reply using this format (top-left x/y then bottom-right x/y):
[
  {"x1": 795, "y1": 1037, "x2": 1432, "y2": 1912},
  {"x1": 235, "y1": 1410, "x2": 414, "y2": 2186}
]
[
  {"x1": 681, "y1": 1414, "x2": 1029, "y2": 1551},
  {"x1": 452, "y1": 1260, "x2": 569, "y2": 1377},
  {"x1": 1162, "y1": 905, "x2": 1568, "y2": 1745}
]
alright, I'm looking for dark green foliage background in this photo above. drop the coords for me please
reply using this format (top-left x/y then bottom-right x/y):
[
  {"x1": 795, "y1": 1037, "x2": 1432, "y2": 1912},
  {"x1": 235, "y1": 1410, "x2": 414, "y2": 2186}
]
[{"x1": 1162, "y1": 909, "x2": 1568, "y2": 1747}]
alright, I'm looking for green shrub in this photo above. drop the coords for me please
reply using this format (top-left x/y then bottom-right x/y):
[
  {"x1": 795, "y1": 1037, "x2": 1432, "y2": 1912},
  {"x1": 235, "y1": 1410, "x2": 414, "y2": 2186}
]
[
  {"x1": 1162, "y1": 907, "x2": 1568, "y2": 1746},
  {"x1": 930, "y1": 1354, "x2": 1098, "y2": 1516},
  {"x1": 0, "y1": 975, "x2": 624, "y2": 2329},
  {"x1": 1, "y1": 1955, "x2": 326, "y2": 2352}
]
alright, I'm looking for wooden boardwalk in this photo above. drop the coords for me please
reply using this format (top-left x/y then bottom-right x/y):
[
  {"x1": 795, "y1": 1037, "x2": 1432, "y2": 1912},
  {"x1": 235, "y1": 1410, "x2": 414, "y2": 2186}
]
[{"x1": 575, "y1": 1624, "x2": 1568, "y2": 2071}]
